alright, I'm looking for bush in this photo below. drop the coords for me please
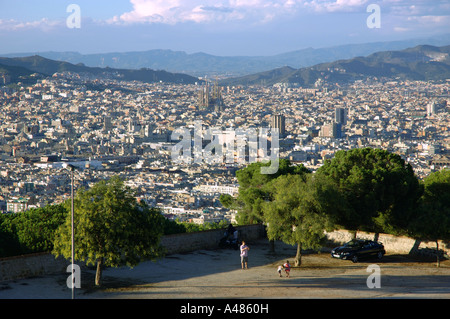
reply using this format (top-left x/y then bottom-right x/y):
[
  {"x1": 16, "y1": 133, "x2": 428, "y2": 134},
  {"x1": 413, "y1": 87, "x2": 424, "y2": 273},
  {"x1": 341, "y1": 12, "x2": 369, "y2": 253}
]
[{"x1": 0, "y1": 204, "x2": 67, "y2": 257}]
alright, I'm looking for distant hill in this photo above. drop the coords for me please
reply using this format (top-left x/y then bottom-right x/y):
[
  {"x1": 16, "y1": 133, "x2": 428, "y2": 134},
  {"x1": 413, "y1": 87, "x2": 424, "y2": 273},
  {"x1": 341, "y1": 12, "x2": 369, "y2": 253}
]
[
  {"x1": 0, "y1": 62, "x2": 41, "y2": 83},
  {"x1": 220, "y1": 45, "x2": 450, "y2": 87},
  {"x1": 0, "y1": 55, "x2": 201, "y2": 85},
  {"x1": 2, "y1": 44, "x2": 450, "y2": 88},
  {"x1": 2, "y1": 35, "x2": 449, "y2": 77}
]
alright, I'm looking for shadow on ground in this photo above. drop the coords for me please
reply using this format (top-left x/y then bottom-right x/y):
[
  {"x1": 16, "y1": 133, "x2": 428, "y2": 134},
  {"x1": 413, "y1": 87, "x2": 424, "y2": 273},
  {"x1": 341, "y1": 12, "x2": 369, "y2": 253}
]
[{"x1": 78, "y1": 239, "x2": 450, "y2": 297}]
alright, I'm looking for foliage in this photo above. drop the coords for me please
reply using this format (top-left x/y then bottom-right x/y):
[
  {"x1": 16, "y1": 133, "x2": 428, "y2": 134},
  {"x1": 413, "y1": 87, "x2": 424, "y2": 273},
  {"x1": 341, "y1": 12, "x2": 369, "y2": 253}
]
[
  {"x1": 0, "y1": 204, "x2": 67, "y2": 257},
  {"x1": 409, "y1": 169, "x2": 450, "y2": 266},
  {"x1": 316, "y1": 148, "x2": 422, "y2": 235},
  {"x1": 232, "y1": 159, "x2": 310, "y2": 224},
  {"x1": 0, "y1": 215, "x2": 21, "y2": 258},
  {"x1": 411, "y1": 170, "x2": 450, "y2": 241},
  {"x1": 264, "y1": 173, "x2": 343, "y2": 265},
  {"x1": 219, "y1": 194, "x2": 236, "y2": 210},
  {"x1": 163, "y1": 218, "x2": 187, "y2": 235},
  {"x1": 52, "y1": 176, "x2": 165, "y2": 285},
  {"x1": 171, "y1": 219, "x2": 230, "y2": 233}
]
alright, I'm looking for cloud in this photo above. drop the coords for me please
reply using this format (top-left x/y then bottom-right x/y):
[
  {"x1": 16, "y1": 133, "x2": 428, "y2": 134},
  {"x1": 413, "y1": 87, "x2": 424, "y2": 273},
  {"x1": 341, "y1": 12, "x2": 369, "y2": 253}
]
[
  {"x1": 302, "y1": 0, "x2": 369, "y2": 13},
  {"x1": 381, "y1": 1, "x2": 450, "y2": 33},
  {"x1": 393, "y1": 26, "x2": 410, "y2": 32},
  {"x1": 0, "y1": 18, "x2": 62, "y2": 31},
  {"x1": 407, "y1": 15, "x2": 450, "y2": 25},
  {"x1": 110, "y1": 0, "x2": 304, "y2": 25}
]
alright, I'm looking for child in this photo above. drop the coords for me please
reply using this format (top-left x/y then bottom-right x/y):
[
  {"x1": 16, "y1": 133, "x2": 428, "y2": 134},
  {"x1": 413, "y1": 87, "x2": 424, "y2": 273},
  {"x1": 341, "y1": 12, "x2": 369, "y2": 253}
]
[
  {"x1": 283, "y1": 260, "x2": 291, "y2": 278},
  {"x1": 277, "y1": 265, "x2": 283, "y2": 277}
]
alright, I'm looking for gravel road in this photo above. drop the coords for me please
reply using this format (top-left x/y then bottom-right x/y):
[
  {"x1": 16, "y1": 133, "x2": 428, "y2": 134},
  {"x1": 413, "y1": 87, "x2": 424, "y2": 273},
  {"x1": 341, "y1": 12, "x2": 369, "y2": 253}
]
[{"x1": 1, "y1": 239, "x2": 449, "y2": 300}]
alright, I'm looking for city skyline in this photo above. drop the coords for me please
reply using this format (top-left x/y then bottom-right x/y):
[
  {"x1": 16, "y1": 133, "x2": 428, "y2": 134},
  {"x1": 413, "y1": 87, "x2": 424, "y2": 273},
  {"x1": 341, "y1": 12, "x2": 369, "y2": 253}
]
[{"x1": 1, "y1": 1, "x2": 450, "y2": 56}]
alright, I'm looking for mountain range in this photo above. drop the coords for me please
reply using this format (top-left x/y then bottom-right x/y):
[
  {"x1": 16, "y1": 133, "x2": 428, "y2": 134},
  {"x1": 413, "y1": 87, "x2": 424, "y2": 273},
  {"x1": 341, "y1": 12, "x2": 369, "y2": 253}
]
[
  {"x1": 0, "y1": 55, "x2": 201, "y2": 85},
  {"x1": 1, "y1": 44, "x2": 450, "y2": 88},
  {"x1": 2, "y1": 35, "x2": 449, "y2": 77},
  {"x1": 220, "y1": 45, "x2": 450, "y2": 87}
]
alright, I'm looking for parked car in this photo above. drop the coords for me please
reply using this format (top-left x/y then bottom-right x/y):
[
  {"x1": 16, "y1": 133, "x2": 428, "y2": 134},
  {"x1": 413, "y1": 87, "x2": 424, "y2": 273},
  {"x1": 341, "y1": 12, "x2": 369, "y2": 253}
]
[{"x1": 331, "y1": 239, "x2": 386, "y2": 263}]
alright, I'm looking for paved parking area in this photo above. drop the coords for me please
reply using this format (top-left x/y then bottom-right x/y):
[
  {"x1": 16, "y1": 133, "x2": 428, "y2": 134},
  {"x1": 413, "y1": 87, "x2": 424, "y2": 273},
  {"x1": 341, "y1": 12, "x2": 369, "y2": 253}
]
[{"x1": 1, "y1": 239, "x2": 449, "y2": 300}]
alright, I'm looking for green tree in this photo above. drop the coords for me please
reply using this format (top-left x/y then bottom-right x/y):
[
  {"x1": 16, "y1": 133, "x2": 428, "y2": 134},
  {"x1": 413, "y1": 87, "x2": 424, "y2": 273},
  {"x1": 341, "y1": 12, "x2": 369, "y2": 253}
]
[
  {"x1": 0, "y1": 216, "x2": 21, "y2": 257},
  {"x1": 53, "y1": 176, "x2": 165, "y2": 286},
  {"x1": 264, "y1": 173, "x2": 342, "y2": 266},
  {"x1": 163, "y1": 218, "x2": 187, "y2": 235},
  {"x1": 232, "y1": 159, "x2": 310, "y2": 224},
  {"x1": 219, "y1": 194, "x2": 238, "y2": 211},
  {"x1": 0, "y1": 204, "x2": 67, "y2": 257},
  {"x1": 316, "y1": 148, "x2": 422, "y2": 236},
  {"x1": 410, "y1": 169, "x2": 450, "y2": 267}
]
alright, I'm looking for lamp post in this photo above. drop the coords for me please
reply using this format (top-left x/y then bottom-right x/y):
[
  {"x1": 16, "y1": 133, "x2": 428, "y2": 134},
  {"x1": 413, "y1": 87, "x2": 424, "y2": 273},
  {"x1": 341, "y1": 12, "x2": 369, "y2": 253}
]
[{"x1": 63, "y1": 163, "x2": 75, "y2": 299}]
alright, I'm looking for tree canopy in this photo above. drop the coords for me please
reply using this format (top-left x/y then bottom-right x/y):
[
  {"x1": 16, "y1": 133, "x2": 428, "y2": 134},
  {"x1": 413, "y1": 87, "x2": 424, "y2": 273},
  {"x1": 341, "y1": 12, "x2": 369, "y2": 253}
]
[
  {"x1": 0, "y1": 204, "x2": 67, "y2": 257},
  {"x1": 316, "y1": 148, "x2": 422, "y2": 235},
  {"x1": 230, "y1": 159, "x2": 310, "y2": 224},
  {"x1": 410, "y1": 169, "x2": 450, "y2": 266},
  {"x1": 53, "y1": 176, "x2": 165, "y2": 286},
  {"x1": 264, "y1": 173, "x2": 344, "y2": 265}
]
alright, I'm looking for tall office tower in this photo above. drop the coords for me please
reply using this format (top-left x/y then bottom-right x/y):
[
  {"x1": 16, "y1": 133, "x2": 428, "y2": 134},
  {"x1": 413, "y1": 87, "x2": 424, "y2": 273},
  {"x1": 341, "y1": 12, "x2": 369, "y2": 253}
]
[
  {"x1": 335, "y1": 107, "x2": 347, "y2": 125},
  {"x1": 103, "y1": 116, "x2": 112, "y2": 132},
  {"x1": 271, "y1": 114, "x2": 286, "y2": 137},
  {"x1": 427, "y1": 101, "x2": 436, "y2": 116}
]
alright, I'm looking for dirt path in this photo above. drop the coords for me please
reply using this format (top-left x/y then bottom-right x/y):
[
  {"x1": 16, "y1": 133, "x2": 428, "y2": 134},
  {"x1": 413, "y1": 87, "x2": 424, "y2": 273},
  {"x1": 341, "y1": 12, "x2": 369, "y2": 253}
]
[{"x1": 1, "y1": 239, "x2": 449, "y2": 299}]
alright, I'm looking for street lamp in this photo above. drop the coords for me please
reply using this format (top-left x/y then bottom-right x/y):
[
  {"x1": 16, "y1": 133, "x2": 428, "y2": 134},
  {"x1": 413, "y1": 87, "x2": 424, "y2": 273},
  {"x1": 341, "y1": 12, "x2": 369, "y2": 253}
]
[{"x1": 63, "y1": 163, "x2": 75, "y2": 299}]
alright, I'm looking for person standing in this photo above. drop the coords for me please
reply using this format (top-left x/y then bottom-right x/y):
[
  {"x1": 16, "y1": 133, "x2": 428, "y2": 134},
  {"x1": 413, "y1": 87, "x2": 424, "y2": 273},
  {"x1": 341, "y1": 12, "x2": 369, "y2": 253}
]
[
  {"x1": 240, "y1": 241, "x2": 250, "y2": 269},
  {"x1": 277, "y1": 265, "x2": 283, "y2": 277},
  {"x1": 283, "y1": 260, "x2": 291, "y2": 278}
]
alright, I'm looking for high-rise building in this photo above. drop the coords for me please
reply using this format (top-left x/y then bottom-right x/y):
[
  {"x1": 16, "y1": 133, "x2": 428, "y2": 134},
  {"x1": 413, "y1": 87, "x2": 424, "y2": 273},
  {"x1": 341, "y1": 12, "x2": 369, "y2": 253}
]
[
  {"x1": 427, "y1": 101, "x2": 437, "y2": 116},
  {"x1": 335, "y1": 107, "x2": 347, "y2": 125},
  {"x1": 103, "y1": 116, "x2": 112, "y2": 132},
  {"x1": 320, "y1": 122, "x2": 342, "y2": 138},
  {"x1": 271, "y1": 114, "x2": 286, "y2": 137}
]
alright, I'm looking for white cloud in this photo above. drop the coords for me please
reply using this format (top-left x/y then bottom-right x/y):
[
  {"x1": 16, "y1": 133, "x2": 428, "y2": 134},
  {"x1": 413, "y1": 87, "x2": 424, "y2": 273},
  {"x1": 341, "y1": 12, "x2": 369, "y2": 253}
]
[
  {"x1": 303, "y1": 0, "x2": 369, "y2": 13},
  {"x1": 106, "y1": 0, "x2": 450, "y2": 29},
  {"x1": 110, "y1": 0, "x2": 305, "y2": 25},
  {"x1": 380, "y1": 1, "x2": 450, "y2": 33},
  {"x1": 0, "y1": 18, "x2": 62, "y2": 31},
  {"x1": 393, "y1": 26, "x2": 410, "y2": 32},
  {"x1": 407, "y1": 15, "x2": 450, "y2": 25}
]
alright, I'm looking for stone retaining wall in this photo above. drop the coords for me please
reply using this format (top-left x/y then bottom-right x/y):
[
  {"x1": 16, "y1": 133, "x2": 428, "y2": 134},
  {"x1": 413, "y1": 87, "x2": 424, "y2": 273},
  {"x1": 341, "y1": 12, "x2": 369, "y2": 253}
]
[
  {"x1": 325, "y1": 229, "x2": 450, "y2": 257},
  {"x1": 2, "y1": 226, "x2": 448, "y2": 282},
  {"x1": 160, "y1": 224, "x2": 264, "y2": 254},
  {"x1": 0, "y1": 224, "x2": 265, "y2": 282},
  {"x1": 0, "y1": 252, "x2": 68, "y2": 283}
]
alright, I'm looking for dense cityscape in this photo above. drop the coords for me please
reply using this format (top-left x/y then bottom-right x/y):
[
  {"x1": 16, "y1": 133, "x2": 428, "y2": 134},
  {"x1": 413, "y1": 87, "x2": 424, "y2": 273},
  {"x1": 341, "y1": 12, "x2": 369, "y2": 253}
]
[{"x1": 0, "y1": 70, "x2": 449, "y2": 225}]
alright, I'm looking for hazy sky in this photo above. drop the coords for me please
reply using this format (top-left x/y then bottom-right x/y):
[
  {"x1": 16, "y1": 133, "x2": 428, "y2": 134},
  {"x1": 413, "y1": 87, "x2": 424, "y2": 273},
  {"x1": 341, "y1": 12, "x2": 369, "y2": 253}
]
[{"x1": 1, "y1": 0, "x2": 449, "y2": 56}]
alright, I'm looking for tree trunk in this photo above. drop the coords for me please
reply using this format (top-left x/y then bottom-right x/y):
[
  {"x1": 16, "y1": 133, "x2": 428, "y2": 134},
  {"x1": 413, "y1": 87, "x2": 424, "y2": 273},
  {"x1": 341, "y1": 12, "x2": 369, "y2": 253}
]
[
  {"x1": 95, "y1": 257, "x2": 103, "y2": 286},
  {"x1": 436, "y1": 240, "x2": 440, "y2": 268},
  {"x1": 294, "y1": 242, "x2": 302, "y2": 267},
  {"x1": 269, "y1": 239, "x2": 275, "y2": 253},
  {"x1": 351, "y1": 230, "x2": 357, "y2": 239},
  {"x1": 373, "y1": 232, "x2": 379, "y2": 242}
]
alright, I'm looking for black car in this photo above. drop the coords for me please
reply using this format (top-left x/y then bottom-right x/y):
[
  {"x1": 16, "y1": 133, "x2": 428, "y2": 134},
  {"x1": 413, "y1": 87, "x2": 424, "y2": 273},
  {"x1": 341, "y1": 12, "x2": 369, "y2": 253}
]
[{"x1": 331, "y1": 239, "x2": 386, "y2": 263}]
